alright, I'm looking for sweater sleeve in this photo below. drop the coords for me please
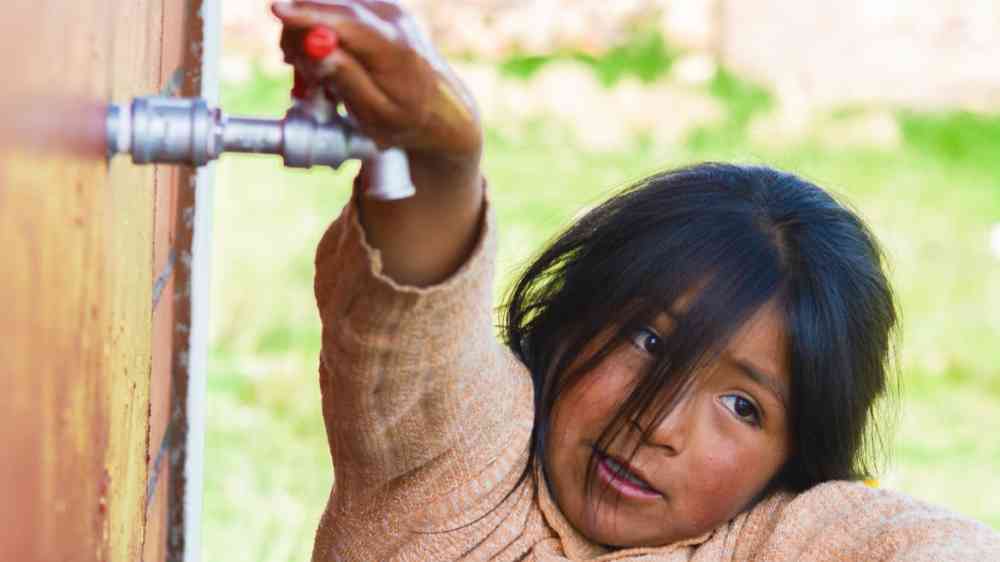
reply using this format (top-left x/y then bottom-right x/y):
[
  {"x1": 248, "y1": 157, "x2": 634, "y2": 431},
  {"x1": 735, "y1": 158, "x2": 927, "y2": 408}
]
[
  {"x1": 312, "y1": 177, "x2": 535, "y2": 509},
  {"x1": 738, "y1": 481, "x2": 1000, "y2": 562}
]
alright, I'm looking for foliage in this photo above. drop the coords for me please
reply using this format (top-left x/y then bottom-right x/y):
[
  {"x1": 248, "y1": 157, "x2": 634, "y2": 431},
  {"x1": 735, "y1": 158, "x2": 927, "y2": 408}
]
[
  {"x1": 899, "y1": 110, "x2": 1000, "y2": 170},
  {"x1": 499, "y1": 28, "x2": 677, "y2": 87},
  {"x1": 686, "y1": 68, "x2": 773, "y2": 150}
]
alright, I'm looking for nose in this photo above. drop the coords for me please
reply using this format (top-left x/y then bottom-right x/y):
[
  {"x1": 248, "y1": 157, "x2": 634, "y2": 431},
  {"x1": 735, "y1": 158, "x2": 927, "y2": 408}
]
[{"x1": 639, "y1": 394, "x2": 695, "y2": 456}]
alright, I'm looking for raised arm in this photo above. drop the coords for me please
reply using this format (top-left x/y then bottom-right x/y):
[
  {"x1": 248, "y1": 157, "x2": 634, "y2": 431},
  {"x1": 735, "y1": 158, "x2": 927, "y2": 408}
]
[
  {"x1": 272, "y1": 0, "x2": 485, "y2": 287},
  {"x1": 271, "y1": 1, "x2": 533, "y2": 510}
]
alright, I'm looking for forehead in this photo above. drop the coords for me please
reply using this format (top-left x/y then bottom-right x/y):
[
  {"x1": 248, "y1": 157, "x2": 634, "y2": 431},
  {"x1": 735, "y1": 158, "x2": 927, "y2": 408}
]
[
  {"x1": 650, "y1": 299, "x2": 790, "y2": 394},
  {"x1": 726, "y1": 301, "x2": 788, "y2": 380}
]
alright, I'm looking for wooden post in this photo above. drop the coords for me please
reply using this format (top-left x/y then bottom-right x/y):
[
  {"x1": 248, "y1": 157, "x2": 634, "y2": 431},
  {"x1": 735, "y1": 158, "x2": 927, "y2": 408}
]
[{"x1": 0, "y1": 1, "x2": 216, "y2": 560}]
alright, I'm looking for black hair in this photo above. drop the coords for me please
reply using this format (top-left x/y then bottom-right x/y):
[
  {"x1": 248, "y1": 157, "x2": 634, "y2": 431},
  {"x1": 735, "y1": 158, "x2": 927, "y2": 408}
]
[{"x1": 501, "y1": 162, "x2": 897, "y2": 503}]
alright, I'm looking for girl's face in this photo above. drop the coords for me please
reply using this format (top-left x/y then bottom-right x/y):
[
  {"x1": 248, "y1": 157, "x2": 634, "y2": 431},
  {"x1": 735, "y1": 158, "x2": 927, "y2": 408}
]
[{"x1": 545, "y1": 301, "x2": 792, "y2": 547}]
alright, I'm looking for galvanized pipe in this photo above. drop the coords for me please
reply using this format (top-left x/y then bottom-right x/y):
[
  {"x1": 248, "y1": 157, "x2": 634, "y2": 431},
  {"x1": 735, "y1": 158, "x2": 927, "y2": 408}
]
[
  {"x1": 221, "y1": 116, "x2": 283, "y2": 155},
  {"x1": 106, "y1": 96, "x2": 415, "y2": 200}
]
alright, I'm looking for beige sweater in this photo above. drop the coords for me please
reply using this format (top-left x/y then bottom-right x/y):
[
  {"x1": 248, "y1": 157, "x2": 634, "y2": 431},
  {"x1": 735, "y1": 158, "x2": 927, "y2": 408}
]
[{"x1": 311, "y1": 185, "x2": 999, "y2": 561}]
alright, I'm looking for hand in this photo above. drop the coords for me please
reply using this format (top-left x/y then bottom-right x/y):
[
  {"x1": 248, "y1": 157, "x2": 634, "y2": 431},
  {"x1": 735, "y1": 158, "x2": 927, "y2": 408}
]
[{"x1": 271, "y1": 0, "x2": 483, "y2": 171}]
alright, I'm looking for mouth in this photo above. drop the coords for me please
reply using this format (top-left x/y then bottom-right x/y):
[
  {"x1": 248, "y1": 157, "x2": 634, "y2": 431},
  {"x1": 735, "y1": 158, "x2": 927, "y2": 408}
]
[{"x1": 593, "y1": 448, "x2": 663, "y2": 500}]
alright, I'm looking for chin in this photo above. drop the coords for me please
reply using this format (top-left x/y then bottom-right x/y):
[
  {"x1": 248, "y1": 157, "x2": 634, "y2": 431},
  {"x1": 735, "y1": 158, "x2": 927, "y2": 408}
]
[{"x1": 576, "y1": 508, "x2": 666, "y2": 548}]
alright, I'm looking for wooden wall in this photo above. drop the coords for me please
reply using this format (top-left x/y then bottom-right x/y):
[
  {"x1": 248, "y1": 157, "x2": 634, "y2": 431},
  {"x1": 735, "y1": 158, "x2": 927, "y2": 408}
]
[{"x1": 0, "y1": 1, "x2": 209, "y2": 560}]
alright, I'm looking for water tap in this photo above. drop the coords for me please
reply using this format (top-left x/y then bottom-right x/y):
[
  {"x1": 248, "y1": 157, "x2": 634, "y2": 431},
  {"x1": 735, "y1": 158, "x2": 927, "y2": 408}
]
[{"x1": 105, "y1": 26, "x2": 416, "y2": 200}]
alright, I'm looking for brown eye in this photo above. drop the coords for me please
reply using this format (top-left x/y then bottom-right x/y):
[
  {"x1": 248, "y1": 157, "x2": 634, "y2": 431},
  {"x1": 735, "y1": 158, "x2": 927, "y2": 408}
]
[
  {"x1": 628, "y1": 327, "x2": 663, "y2": 355},
  {"x1": 720, "y1": 395, "x2": 761, "y2": 426}
]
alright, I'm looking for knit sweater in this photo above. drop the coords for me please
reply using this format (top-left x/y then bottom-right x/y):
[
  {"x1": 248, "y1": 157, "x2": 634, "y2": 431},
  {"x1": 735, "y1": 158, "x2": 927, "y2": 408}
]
[{"x1": 311, "y1": 183, "x2": 1000, "y2": 561}]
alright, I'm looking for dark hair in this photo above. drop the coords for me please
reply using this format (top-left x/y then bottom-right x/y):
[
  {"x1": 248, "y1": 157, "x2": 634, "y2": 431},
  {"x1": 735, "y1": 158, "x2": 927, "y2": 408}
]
[{"x1": 501, "y1": 162, "x2": 897, "y2": 499}]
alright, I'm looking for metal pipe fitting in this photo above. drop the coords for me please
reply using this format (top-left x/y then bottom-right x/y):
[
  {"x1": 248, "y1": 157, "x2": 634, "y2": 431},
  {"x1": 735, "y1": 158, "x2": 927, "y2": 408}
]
[{"x1": 106, "y1": 96, "x2": 415, "y2": 200}]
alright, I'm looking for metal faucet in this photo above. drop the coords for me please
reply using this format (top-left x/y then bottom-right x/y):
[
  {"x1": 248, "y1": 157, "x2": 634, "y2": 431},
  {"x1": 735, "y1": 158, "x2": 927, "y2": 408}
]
[{"x1": 104, "y1": 26, "x2": 415, "y2": 200}]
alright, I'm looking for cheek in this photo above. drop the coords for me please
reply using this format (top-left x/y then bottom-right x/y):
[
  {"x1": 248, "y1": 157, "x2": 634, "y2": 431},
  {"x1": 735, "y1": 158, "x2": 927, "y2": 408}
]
[
  {"x1": 677, "y1": 430, "x2": 779, "y2": 527},
  {"x1": 552, "y1": 352, "x2": 642, "y2": 431},
  {"x1": 546, "y1": 351, "x2": 643, "y2": 478},
  {"x1": 689, "y1": 452, "x2": 750, "y2": 502},
  {"x1": 545, "y1": 354, "x2": 641, "y2": 527},
  {"x1": 549, "y1": 367, "x2": 629, "y2": 447}
]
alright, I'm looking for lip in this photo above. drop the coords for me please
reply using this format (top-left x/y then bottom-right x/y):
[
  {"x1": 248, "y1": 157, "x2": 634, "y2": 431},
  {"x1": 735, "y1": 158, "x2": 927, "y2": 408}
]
[{"x1": 594, "y1": 450, "x2": 663, "y2": 500}]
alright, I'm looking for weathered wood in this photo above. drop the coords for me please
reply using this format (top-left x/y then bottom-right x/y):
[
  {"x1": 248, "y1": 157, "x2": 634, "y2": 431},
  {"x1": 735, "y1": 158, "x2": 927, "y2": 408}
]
[{"x1": 0, "y1": 1, "x2": 206, "y2": 560}]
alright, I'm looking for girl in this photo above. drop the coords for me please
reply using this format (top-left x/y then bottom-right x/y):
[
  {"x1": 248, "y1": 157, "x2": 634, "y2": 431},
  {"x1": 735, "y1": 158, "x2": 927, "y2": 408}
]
[{"x1": 271, "y1": 1, "x2": 1000, "y2": 560}]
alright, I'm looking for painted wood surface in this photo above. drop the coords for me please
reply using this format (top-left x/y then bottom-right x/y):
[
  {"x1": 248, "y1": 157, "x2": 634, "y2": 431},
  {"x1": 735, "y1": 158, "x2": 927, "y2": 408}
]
[{"x1": 0, "y1": 1, "x2": 206, "y2": 560}]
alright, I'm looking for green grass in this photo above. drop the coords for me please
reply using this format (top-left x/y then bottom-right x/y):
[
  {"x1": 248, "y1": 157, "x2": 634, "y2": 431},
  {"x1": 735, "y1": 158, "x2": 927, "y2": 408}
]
[
  {"x1": 498, "y1": 27, "x2": 677, "y2": 86},
  {"x1": 204, "y1": 60, "x2": 1000, "y2": 561}
]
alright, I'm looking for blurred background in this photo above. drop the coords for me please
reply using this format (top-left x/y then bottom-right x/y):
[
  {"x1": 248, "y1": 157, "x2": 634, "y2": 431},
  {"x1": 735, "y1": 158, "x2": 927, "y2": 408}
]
[{"x1": 207, "y1": 1, "x2": 1000, "y2": 560}]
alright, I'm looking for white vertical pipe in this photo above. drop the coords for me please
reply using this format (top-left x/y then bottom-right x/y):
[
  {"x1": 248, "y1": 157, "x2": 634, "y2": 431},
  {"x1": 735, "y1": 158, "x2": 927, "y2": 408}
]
[{"x1": 184, "y1": 0, "x2": 219, "y2": 560}]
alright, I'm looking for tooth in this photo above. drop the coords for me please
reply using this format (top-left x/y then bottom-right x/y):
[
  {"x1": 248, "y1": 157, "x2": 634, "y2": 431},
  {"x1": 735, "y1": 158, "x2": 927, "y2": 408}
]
[{"x1": 605, "y1": 457, "x2": 650, "y2": 488}]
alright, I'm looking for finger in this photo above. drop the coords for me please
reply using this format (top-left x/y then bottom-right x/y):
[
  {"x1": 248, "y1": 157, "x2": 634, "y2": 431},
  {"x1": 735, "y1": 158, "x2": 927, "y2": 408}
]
[
  {"x1": 292, "y1": 0, "x2": 401, "y2": 43},
  {"x1": 315, "y1": 48, "x2": 402, "y2": 144},
  {"x1": 279, "y1": 26, "x2": 305, "y2": 62},
  {"x1": 273, "y1": 2, "x2": 403, "y2": 69}
]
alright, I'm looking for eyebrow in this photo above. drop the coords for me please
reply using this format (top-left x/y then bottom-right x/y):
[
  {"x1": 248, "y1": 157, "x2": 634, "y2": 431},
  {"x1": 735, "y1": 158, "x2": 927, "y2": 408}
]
[{"x1": 725, "y1": 355, "x2": 789, "y2": 409}]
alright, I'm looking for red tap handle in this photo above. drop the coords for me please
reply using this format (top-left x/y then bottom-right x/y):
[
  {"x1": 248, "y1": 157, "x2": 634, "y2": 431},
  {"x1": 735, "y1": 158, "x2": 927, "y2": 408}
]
[
  {"x1": 304, "y1": 26, "x2": 339, "y2": 60},
  {"x1": 293, "y1": 27, "x2": 339, "y2": 99},
  {"x1": 292, "y1": 25, "x2": 337, "y2": 99}
]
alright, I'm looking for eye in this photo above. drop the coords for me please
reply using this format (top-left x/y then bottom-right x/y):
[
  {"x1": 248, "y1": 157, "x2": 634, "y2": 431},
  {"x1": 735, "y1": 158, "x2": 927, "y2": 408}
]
[
  {"x1": 719, "y1": 394, "x2": 762, "y2": 426},
  {"x1": 628, "y1": 326, "x2": 663, "y2": 356}
]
